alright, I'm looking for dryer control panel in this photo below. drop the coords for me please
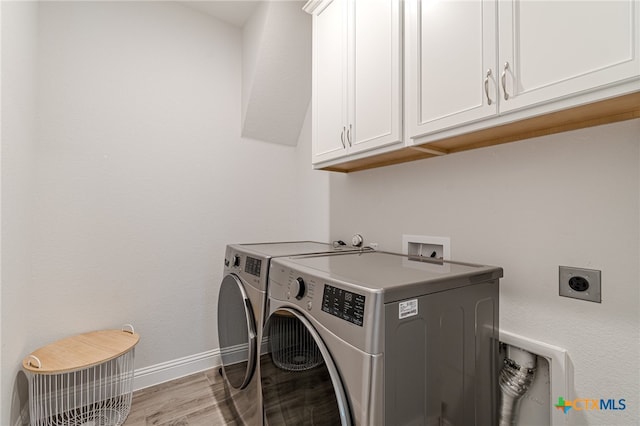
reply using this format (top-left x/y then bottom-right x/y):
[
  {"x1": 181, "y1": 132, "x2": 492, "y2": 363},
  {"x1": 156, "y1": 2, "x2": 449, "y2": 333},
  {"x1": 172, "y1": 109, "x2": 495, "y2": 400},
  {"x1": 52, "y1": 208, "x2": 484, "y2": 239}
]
[
  {"x1": 244, "y1": 256, "x2": 262, "y2": 277},
  {"x1": 224, "y1": 247, "x2": 268, "y2": 291}
]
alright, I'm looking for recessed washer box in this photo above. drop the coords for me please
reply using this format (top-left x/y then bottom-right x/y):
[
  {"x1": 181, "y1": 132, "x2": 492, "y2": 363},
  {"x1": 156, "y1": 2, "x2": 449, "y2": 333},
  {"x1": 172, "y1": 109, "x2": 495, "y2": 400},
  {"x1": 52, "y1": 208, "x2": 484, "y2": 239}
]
[{"x1": 402, "y1": 235, "x2": 451, "y2": 260}]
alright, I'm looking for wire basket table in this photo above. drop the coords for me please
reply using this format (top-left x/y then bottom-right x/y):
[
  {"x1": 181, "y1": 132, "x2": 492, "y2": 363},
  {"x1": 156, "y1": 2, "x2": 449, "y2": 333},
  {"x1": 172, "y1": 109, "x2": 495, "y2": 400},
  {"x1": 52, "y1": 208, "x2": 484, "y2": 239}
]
[{"x1": 22, "y1": 326, "x2": 140, "y2": 426}]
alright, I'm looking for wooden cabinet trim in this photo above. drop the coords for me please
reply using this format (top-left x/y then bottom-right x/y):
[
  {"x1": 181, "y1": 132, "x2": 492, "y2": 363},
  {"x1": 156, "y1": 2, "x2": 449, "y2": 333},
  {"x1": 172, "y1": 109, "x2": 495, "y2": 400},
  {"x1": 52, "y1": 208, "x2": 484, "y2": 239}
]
[{"x1": 318, "y1": 91, "x2": 640, "y2": 173}]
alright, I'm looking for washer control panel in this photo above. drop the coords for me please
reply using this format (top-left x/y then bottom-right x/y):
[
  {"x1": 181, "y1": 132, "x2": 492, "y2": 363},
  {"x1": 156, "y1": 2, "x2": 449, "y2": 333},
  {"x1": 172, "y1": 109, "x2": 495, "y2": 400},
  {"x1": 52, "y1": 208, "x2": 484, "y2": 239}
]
[
  {"x1": 321, "y1": 284, "x2": 366, "y2": 327},
  {"x1": 272, "y1": 267, "x2": 367, "y2": 326},
  {"x1": 277, "y1": 270, "x2": 319, "y2": 311},
  {"x1": 292, "y1": 277, "x2": 306, "y2": 300},
  {"x1": 269, "y1": 260, "x2": 378, "y2": 353}
]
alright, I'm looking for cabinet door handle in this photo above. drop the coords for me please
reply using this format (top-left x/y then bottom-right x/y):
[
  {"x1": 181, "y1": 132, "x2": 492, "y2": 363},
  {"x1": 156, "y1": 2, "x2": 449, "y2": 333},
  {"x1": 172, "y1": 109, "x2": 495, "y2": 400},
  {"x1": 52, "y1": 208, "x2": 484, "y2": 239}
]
[
  {"x1": 501, "y1": 62, "x2": 510, "y2": 101},
  {"x1": 347, "y1": 124, "x2": 352, "y2": 147},
  {"x1": 484, "y1": 69, "x2": 493, "y2": 105},
  {"x1": 340, "y1": 127, "x2": 346, "y2": 148}
]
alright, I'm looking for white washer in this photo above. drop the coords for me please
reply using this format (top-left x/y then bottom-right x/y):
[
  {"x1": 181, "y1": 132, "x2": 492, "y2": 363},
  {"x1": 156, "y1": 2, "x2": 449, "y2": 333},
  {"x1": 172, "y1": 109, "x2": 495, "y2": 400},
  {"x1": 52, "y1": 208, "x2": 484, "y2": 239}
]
[
  {"x1": 217, "y1": 242, "x2": 368, "y2": 425},
  {"x1": 261, "y1": 251, "x2": 502, "y2": 425}
]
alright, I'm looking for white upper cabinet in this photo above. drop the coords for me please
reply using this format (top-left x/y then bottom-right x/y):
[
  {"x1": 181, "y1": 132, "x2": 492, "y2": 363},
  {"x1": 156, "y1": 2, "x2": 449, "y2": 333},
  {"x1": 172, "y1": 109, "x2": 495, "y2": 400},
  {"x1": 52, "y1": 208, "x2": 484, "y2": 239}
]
[
  {"x1": 308, "y1": 0, "x2": 639, "y2": 171},
  {"x1": 307, "y1": 0, "x2": 402, "y2": 165},
  {"x1": 405, "y1": 0, "x2": 498, "y2": 138},
  {"x1": 312, "y1": 0, "x2": 347, "y2": 163},
  {"x1": 350, "y1": 0, "x2": 402, "y2": 153},
  {"x1": 498, "y1": 0, "x2": 640, "y2": 113},
  {"x1": 406, "y1": 0, "x2": 640, "y2": 143}
]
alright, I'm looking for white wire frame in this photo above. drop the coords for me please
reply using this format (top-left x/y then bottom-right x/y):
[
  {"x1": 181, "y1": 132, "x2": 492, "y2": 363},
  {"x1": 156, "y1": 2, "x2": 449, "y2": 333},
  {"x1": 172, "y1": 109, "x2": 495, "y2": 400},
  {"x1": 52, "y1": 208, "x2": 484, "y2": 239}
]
[{"x1": 25, "y1": 349, "x2": 135, "y2": 426}]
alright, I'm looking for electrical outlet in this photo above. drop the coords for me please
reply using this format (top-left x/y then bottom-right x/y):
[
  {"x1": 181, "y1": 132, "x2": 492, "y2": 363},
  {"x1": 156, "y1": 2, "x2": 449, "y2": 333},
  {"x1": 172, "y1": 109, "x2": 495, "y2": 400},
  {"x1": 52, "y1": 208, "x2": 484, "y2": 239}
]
[{"x1": 559, "y1": 266, "x2": 601, "y2": 303}]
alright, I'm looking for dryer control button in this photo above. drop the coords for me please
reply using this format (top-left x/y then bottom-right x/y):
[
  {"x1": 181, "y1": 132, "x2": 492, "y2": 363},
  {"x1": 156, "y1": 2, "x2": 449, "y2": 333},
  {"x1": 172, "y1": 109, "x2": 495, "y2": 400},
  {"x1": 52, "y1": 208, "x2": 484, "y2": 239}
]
[
  {"x1": 293, "y1": 277, "x2": 306, "y2": 300},
  {"x1": 307, "y1": 301, "x2": 313, "y2": 311}
]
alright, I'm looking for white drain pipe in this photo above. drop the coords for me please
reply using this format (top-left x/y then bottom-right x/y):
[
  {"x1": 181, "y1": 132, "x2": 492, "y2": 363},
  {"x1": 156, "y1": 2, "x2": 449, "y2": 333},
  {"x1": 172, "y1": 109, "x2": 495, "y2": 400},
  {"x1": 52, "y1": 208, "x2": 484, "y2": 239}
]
[{"x1": 499, "y1": 345, "x2": 537, "y2": 426}]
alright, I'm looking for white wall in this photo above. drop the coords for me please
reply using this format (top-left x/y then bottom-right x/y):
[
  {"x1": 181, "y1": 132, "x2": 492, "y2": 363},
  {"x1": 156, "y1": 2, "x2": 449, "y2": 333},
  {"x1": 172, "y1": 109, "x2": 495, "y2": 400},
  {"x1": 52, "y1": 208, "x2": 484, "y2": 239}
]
[
  {"x1": 241, "y1": 0, "x2": 311, "y2": 146},
  {"x1": 242, "y1": 1, "x2": 268, "y2": 125},
  {"x1": 1, "y1": 1, "x2": 39, "y2": 423},
  {"x1": 1, "y1": 2, "x2": 328, "y2": 424},
  {"x1": 7, "y1": 2, "x2": 635, "y2": 426},
  {"x1": 330, "y1": 118, "x2": 640, "y2": 425},
  {"x1": 295, "y1": 106, "x2": 330, "y2": 234}
]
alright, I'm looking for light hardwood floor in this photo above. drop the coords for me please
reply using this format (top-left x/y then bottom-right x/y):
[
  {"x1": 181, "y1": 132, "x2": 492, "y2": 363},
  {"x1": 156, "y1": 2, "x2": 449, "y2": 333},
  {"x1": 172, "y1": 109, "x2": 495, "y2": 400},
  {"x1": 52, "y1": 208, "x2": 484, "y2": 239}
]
[{"x1": 123, "y1": 368, "x2": 243, "y2": 426}]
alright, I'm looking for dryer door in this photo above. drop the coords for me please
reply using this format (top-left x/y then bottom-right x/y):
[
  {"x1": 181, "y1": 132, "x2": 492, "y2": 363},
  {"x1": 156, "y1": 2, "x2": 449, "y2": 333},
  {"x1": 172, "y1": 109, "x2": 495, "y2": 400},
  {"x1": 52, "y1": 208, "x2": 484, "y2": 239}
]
[
  {"x1": 261, "y1": 308, "x2": 352, "y2": 426},
  {"x1": 217, "y1": 273, "x2": 257, "y2": 390}
]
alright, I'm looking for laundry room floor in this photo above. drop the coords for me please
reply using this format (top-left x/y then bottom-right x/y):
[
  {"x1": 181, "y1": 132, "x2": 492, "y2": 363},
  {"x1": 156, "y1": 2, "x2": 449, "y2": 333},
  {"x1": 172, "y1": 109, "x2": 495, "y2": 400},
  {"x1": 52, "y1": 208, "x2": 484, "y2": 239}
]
[{"x1": 123, "y1": 368, "x2": 242, "y2": 425}]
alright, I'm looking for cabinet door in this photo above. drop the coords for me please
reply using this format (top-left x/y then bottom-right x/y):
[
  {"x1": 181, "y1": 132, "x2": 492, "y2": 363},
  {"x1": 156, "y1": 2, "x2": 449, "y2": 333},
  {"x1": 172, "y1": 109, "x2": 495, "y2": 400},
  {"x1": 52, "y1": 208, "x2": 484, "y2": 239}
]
[
  {"x1": 498, "y1": 0, "x2": 640, "y2": 113},
  {"x1": 348, "y1": 0, "x2": 402, "y2": 153},
  {"x1": 405, "y1": 0, "x2": 497, "y2": 141},
  {"x1": 312, "y1": 0, "x2": 348, "y2": 164}
]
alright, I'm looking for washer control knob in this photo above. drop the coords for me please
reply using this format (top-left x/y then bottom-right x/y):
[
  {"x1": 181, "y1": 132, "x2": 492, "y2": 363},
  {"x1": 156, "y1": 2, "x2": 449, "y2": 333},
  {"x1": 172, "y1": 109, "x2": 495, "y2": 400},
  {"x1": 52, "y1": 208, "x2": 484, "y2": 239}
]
[
  {"x1": 230, "y1": 255, "x2": 240, "y2": 268},
  {"x1": 293, "y1": 277, "x2": 306, "y2": 300}
]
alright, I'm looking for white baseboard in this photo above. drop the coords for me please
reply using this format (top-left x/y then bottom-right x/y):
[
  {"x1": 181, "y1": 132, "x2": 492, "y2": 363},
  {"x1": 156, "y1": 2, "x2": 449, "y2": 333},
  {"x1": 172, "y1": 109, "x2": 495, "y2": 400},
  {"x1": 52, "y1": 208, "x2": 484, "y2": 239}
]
[{"x1": 133, "y1": 349, "x2": 221, "y2": 391}]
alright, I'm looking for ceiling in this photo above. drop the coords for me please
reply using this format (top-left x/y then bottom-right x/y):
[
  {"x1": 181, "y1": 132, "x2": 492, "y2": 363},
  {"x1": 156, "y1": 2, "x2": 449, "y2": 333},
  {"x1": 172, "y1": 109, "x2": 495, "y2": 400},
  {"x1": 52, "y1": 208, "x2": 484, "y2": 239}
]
[{"x1": 182, "y1": 1, "x2": 261, "y2": 27}]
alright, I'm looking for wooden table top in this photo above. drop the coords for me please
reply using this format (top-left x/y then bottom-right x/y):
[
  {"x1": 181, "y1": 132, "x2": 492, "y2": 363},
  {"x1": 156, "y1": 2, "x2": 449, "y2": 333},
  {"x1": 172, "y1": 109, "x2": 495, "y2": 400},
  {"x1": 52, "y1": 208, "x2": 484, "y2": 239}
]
[{"x1": 23, "y1": 329, "x2": 140, "y2": 374}]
